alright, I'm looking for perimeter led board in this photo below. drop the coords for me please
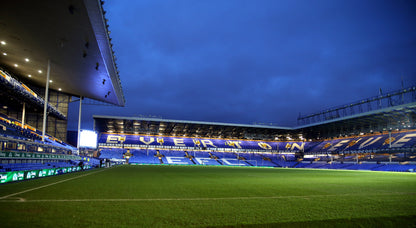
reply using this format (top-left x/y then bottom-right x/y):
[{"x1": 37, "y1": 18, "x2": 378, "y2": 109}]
[{"x1": 79, "y1": 130, "x2": 98, "y2": 149}]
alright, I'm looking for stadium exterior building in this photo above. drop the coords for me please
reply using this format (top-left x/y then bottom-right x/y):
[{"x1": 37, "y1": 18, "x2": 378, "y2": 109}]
[
  {"x1": 93, "y1": 86, "x2": 416, "y2": 169},
  {"x1": 94, "y1": 85, "x2": 416, "y2": 146}
]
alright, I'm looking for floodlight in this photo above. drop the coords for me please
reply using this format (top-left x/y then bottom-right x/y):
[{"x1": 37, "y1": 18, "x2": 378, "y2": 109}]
[{"x1": 79, "y1": 130, "x2": 98, "y2": 149}]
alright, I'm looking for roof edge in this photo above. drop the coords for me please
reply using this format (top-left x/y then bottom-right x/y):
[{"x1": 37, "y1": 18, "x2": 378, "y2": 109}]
[
  {"x1": 84, "y1": 0, "x2": 125, "y2": 106},
  {"x1": 93, "y1": 115, "x2": 294, "y2": 130},
  {"x1": 294, "y1": 102, "x2": 416, "y2": 129}
]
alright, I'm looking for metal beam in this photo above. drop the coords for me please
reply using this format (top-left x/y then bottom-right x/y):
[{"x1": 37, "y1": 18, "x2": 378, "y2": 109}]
[{"x1": 41, "y1": 60, "x2": 51, "y2": 142}]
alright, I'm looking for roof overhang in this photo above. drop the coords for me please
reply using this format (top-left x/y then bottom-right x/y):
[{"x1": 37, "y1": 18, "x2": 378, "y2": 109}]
[
  {"x1": 0, "y1": 0, "x2": 125, "y2": 106},
  {"x1": 93, "y1": 115, "x2": 294, "y2": 140},
  {"x1": 295, "y1": 102, "x2": 416, "y2": 130}
]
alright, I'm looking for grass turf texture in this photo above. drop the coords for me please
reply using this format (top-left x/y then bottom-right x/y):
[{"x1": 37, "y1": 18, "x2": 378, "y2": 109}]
[{"x1": 0, "y1": 165, "x2": 415, "y2": 227}]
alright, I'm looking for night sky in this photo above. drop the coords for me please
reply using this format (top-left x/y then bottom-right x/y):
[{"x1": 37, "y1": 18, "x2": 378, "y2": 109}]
[{"x1": 68, "y1": 0, "x2": 416, "y2": 130}]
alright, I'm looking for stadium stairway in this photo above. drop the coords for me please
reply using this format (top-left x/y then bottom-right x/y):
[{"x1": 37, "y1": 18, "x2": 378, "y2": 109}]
[
  {"x1": 260, "y1": 154, "x2": 280, "y2": 167},
  {"x1": 208, "y1": 152, "x2": 223, "y2": 165},
  {"x1": 184, "y1": 151, "x2": 196, "y2": 164},
  {"x1": 155, "y1": 150, "x2": 165, "y2": 164},
  {"x1": 235, "y1": 154, "x2": 254, "y2": 166}
]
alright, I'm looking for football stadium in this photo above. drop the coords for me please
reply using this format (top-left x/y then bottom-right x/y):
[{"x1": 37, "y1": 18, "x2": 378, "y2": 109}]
[{"x1": 1, "y1": 1, "x2": 416, "y2": 227}]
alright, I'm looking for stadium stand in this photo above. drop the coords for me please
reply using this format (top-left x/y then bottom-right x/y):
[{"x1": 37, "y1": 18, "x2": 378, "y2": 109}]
[
  {"x1": 99, "y1": 148, "x2": 126, "y2": 159},
  {"x1": 0, "y1": 69, "x2": 66, "y2": 120},
  {"x1": 96, "y1": 129, "x2": 416, "y2": 172},
  {"x1": 0, "y1": 111, "x2": 93, "y2": 183},
  {"x1": 0, "y1": 0, "x2": 124, "y2": 184},
  {"x1": 128, "y1": 149, "x2": 160, "y2": 164},
  {"x1": 0, "y1": 113, "x2": 75, "y2": 151}
]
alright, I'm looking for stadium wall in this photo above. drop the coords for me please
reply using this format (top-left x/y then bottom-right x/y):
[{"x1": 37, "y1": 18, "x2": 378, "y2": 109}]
[{"x1": 98, "y1": 130, "x2": 416, "y2": 153}]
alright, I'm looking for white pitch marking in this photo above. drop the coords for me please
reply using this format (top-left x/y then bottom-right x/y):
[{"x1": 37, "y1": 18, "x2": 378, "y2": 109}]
[
  {"x1": 0, "y1": 169, "x2": 108, "y2": 200},
  {"x1": 2, "y1": 192, "x2": 414, "y2": 203},
  {"x1": 0, "y1": 197, "x2": 26, "y2": 202}
]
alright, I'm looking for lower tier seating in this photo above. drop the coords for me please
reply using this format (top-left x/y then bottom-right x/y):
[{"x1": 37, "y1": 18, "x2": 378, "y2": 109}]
[{"x1": 110, "y1": 149, "x2": 416, "y2": 172}]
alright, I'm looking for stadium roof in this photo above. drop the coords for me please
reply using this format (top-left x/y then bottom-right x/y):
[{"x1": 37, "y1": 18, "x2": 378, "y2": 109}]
[
  {"x1": 0, "y1": 0, "x2": 125, "y2": 106},
  {"x1": 93, "y1": 115, "x2": 295, "y2": 140},
  {"x1": 297, "y1": 102, "x2": 416, "y2": 139},
  {"x1": 296, "y1": 86, "x2": 416, "y2": 139},
  {"x1": 94, "y1": 99, "x2": 416, "y2": 141}
]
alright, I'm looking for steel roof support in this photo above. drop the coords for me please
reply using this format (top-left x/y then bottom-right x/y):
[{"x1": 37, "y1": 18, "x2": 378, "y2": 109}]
[
  {"x1": 21, "y1": 102, "x2": 26, "y2": 129},
  {"x1": 77, "y1": 96, "x2": 83, "y2": 153},
  {"x1": 42, "y1": 60, "x2": 51, "y2": 142}
]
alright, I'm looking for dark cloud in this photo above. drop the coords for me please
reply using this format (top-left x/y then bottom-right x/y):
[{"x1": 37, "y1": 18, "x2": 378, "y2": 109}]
[{"x1": 68, "y1": 0, "x2": 416, "y2": 130}]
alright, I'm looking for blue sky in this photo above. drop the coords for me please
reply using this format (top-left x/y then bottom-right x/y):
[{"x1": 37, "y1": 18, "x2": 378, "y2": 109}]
[{"x1": 68, "y1": 0, "x2": 416, "y2": 130}]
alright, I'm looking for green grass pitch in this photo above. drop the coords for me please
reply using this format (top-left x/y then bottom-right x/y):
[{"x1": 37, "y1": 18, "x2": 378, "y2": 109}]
[{"x1": 0, "y1": 165, "x2": 415, "y2": 227}]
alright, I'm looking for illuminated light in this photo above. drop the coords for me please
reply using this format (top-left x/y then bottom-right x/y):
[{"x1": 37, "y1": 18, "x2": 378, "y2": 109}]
[
  {"x1": 79, "y1": 130, "x2": 98, "y2": 149},
  {"x1": 24, "y1": 58, "x2": 29, "y2": 62},
  {"x1": 49, "y1": 80, "x2": 53, "y2": 83},
  {"x1": 58, "y1": 88, "x2": 62, "y2": 91},
  {"x1": 0, "y1": 41, "x2": 5, "y2": 45},
  {"x1": 28, "y1": 74, "x2": 32, "y2": 77},
  {"x1": 38, "y1": 70, "x2": 42, "y2": 73},
  {"x1": 2, "y1": 52, "x2": 6, "y2": 56},
  {"x1": 14, "y1": 64, "x2": 18, "y2": 67}
]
